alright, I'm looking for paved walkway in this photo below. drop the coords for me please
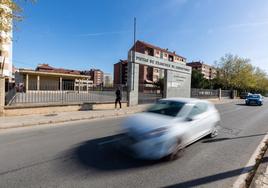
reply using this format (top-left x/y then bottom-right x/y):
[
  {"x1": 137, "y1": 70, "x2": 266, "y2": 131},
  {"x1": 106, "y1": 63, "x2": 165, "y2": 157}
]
[
  {"x1": 250, "y1": 145, "x2": 268, "y2": 188},
  {"x1": 0, "y1": 98, "x2": 238, "y2": 130}
]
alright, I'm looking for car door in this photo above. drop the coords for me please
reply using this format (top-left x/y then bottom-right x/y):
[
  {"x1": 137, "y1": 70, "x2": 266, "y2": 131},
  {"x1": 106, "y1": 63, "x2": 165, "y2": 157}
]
[{"x1": 184, "y1": 102, "x2": 210, "y2": 144}]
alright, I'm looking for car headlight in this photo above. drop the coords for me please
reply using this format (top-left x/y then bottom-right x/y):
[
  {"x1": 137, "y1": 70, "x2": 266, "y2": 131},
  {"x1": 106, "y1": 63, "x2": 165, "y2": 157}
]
[{"x1": 144, "y1": 127, "x2": 168, "y2": 139}]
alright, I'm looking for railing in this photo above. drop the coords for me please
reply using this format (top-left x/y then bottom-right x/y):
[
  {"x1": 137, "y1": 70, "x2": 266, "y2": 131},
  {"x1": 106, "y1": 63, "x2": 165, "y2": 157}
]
[
  {"x1": 191, "y1": 88, "x2": 219, "y2": 98},
  {"x1": 191, "y1": 88, "x2": 232, "y2": 99},
  {"x1": 138, "y1": 92, "x2": 163, "y2": 104},
  {"x1": 5, "y1": 85, "x2": 127, "y2": 106},
  {"x1": 138, "y1": 84, "x2": 163, "y2": 104},
  {"x1": 221, "y1": 89, "x2": 232, "y2": 98}
]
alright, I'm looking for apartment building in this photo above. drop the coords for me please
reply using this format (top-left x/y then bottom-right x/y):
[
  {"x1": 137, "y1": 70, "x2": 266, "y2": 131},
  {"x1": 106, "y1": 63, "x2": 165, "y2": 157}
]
[
  {"x1": 114, "y1": 59, "x2": 128, "y2": 86},
  {"x1": 114, "y1": 41, "x2": 187, "y2": 88},
  {"x1": 187, "y1": 61, "x2": 217, "y2": 80},
  {"x1": 132, "y1": 40, "x2": 186, "y2": 84},
  {"x1": 81, "y1": 69, "x2": 104, "y2": 87}
]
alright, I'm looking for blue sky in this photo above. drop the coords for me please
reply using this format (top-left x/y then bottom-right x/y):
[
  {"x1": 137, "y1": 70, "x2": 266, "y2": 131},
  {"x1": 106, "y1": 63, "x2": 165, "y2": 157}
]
[{"x1": 14, "y1": 0, "x2": 268, "y2": 74}]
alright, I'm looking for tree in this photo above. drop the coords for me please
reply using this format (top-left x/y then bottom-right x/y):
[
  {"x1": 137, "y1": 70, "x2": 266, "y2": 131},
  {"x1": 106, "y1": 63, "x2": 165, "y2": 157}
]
[
  {"x1": 191, "y1": 69, "x2": 210, "y2": 89},
  {"x1": 214, "y1": 53, "x2": 268, "y2": 94},
  {"x1": 0, "y1": 0, "x2": 35, "y2": 76},
  {"x1": 0, "y1": 0, "x2": 35, "y2": 33}
]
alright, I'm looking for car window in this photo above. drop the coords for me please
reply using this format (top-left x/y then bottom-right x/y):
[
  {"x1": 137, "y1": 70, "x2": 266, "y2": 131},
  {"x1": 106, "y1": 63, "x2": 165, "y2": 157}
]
[
  {"x1": 188, "y1": 102, "x2": 208, "y2": 117},
  {"x1": 247, "y1": 94, "x2": 260, "y2": 99},
  {"x1": 147, "y1": 100, "x2": 185, "y2": 117}
]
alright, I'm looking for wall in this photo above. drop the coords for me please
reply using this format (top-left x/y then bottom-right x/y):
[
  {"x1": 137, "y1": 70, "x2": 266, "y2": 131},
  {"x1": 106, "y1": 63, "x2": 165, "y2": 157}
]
[
  {"x1": 164, "y1": 70, "x2": 191, "y2": 98},
  {"x1": 40, "y1": 76, "x2": 59, "y2": 90},
  {"x1": 3, "y1": 102, "x2": 128, "y2": 116}
]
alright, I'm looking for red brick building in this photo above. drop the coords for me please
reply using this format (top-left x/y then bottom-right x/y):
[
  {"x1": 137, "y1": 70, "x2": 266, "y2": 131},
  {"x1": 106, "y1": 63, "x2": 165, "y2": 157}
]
[
  {"x1": 114, "y1": 59, "x2": 128, "y2": 86},
  {"x1": 186, "y1": 61, "x2": 217, "y2": 80},
  {"x1": 81, "y1": 69, "x2": 103, "y2": 87},
  {"x1": 114, "y1": 41, "x2": 187, "y2": 89}
]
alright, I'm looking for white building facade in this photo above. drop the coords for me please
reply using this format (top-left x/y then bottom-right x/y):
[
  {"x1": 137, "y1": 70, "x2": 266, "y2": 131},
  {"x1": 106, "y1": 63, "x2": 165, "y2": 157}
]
[
  {"x1": 0, "y1": 3, "x2": 13, "y2": 80},
  {"x1": 103, "y1": 73, "x2": 113, "y2": 87}
]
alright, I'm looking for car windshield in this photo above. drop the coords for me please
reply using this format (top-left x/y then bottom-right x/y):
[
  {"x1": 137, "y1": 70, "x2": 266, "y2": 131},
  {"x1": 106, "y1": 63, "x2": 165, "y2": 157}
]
[
  {"x1": 147, "y1": 100, "x2": 185, "y2": 117},
  {"x1": 248, "y1": 95, "x2": 260, "y2": 99}
]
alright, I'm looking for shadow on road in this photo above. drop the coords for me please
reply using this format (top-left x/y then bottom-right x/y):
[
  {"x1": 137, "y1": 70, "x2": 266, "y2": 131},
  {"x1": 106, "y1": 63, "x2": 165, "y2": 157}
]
[
  {"x1": 236, "y1": 103, "x2": 262, "y2": 106},
  {"x1": 236, "y1": 103, "x2": 247, "y2": 106},
  {"x1": 203, "y1": 133, "x2": 267, "y2": 143},
  {"x1": 163, "y1": 157, "x2": 268, "y2": 188},
  {"x1": 71, "y1": 134, "x2": 160, "y2": 172}
]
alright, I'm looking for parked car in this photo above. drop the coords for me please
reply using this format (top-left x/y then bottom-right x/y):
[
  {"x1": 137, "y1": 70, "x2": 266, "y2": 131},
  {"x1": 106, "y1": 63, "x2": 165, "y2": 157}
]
[
  {"x1": 240, "y1": 92, "x2": 251, "y2": 99},
  {"x1": 245, "y1": 94, "x2": 263, "y2": 106},
  {"x1": 118, "y1": 98, "x2": 220, "y2": 160}
]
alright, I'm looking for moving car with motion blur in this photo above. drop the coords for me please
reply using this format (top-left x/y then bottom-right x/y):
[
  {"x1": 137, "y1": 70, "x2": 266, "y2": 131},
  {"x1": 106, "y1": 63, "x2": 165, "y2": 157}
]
[
  {"x1": 119, "y1": 98, "x2": 220, "y2": 160},
  {"x1": 245, "y1": 94, "x2": 263, "y2": 106}
]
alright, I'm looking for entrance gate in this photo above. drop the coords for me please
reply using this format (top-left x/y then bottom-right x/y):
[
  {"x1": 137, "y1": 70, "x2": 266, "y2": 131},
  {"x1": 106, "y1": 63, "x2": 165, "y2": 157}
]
[{"x1": 127, "y1": 51, "x2": 192, "y2": 106}]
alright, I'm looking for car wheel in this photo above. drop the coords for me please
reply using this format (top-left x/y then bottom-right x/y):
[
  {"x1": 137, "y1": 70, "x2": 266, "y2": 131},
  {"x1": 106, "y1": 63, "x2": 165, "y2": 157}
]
[
  {"x1": 210, "y1": 128, "x2": 218, "y2": 138},
  {"x1": 165, "y1": 139, "x2": 182, "y2": 161}
]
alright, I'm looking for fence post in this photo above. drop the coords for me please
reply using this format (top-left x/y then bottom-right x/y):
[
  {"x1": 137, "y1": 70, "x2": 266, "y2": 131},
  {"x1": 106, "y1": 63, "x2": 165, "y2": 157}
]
[
  {"x1": 59, "y1": 77, "x2": 62, "y2": 91},
  {"x1": 26, "y1": 74, "x2": 29, "y2": 92},
  {"x1": 0, "y1": 77, "x2": 5, "y2": 115},
  {"x1": 218, "y1": 88, "x2": 222, "y2": 100},
  {"x1": 37, "y1": 75, "x2": 40, "y2": 91}
]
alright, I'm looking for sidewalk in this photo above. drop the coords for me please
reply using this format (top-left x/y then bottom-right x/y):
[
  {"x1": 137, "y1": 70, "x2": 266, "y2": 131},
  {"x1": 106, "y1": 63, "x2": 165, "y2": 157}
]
[
  {"x1": 250, "y1": 143, "x2": 268, "y2": 188},
  {"x1": 0, "y1": 98, "x2": 238, "y2": 130}
]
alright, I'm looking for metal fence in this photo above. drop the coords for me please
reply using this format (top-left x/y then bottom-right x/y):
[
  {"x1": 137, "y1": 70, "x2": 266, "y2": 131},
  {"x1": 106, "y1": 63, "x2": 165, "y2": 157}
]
[
  {"x1": 5, "y1": 84, "x2": 127, "y2": 106},
  {"x1": 191, "y1": 88, "x2": 219, "y2": 98},
  {"x1": 191, "y1": 88, "x2": 232, "y2": 99},
  {"x1": 221, "y1": 89, "x2": 232, "y2": 98},
  {"x1": 138, "y1": 92, "x2": 163, "y2": 104},
  {"x1": 138, "y1": 84, "x2": 163, "y2": 104}
]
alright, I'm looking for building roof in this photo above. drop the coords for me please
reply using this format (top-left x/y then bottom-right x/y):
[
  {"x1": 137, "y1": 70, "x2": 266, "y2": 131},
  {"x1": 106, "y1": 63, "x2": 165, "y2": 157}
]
[
  {"x1": 36, "y1": 64, "x2": 81, "y2": 75},
  {"x1": 114, "y1": 59, "x2": 128, "y2": 65},
  {"x1": 132, "y1": 40, "x2": 186, "y2": 59},
  {"x1": 89, "y1": 69, "x2": 103, "y2": 72},
  {"x1": 187, "y1": 61, "x2": 215, "y2": 68},
  {"x1": 19, "y1": 69, "x2": 91, "y2": 79}
]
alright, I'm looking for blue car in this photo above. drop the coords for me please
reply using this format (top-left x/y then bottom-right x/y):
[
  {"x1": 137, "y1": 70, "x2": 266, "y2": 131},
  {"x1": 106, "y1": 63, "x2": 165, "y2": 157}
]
[{"x1": 245, "y1": 94, "x2": 263, "y2": 106}]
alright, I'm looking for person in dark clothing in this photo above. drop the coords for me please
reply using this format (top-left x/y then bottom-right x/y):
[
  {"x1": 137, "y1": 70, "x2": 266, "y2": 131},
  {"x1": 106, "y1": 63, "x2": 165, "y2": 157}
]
[{"x1": 115, "y1": 87, "x2": 122, "y2": 109}]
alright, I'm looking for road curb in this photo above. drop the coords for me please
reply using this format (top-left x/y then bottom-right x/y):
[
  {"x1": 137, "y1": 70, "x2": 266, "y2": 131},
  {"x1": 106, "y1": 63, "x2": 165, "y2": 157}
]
[
  {"x1": 233, "y1": 133, "x2": 268, "y2": 188},
  {"x1": 250, "y1": 144, "x2": 268, "y2": 188},
  {"x1": 0, "y1": 109, "x2": 145, "y2": 130}
]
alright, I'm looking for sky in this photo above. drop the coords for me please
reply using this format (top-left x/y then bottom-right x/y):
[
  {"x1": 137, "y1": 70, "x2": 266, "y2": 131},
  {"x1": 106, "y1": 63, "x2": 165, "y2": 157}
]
[{"x1": 13, "y1": 0, "x2": 268, "y2": 74}]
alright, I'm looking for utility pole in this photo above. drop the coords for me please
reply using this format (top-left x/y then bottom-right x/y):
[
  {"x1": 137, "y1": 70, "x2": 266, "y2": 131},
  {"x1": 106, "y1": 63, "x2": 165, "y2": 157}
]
[
  {"x1": 132, "y1": 17, "x2": 136, "y2": 90},
  {"x1": 134, "y1": 17, "x2": 136, "y2": 53}
]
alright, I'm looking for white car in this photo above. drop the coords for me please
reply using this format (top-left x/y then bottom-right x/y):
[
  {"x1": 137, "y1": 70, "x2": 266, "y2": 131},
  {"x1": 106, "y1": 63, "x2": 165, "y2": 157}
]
[{"x1": 119, "y1": 98, "x2": 220, "y2": 160}]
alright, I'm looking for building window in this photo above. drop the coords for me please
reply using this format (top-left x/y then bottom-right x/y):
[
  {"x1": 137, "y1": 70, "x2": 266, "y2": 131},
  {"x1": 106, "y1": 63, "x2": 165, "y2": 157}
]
[{"x1": 168, "y1": 55, "x2": 174, "y2": 62}]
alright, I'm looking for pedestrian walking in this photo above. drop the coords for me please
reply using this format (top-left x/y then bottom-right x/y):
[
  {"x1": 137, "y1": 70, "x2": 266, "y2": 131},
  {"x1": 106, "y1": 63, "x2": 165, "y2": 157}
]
[{"x1": 115, "y1": 87, "x2": 122, "y2": 109}]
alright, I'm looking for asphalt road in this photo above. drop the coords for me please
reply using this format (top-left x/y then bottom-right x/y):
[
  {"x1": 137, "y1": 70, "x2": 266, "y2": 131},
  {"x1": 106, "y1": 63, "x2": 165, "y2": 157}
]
[{"x1": 0, "y1": 99, "x2": 268, "y2": 188}]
